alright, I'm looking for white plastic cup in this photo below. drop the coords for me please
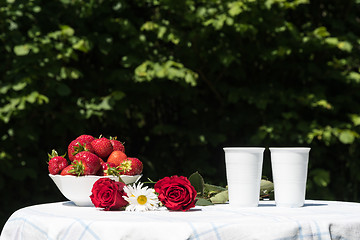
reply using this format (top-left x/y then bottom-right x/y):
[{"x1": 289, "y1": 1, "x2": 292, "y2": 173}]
[
  {"x1": 223, "y1": 147, "x2": 265, "y2": 207},
  {"x1": 269, "y1": 147, "x2": 311, "y2": 207}
]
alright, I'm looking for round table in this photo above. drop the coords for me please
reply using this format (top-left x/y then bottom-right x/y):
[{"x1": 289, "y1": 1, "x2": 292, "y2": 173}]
[{"x1": 1, "y1": 200, "x2": 360, "y2": 240}]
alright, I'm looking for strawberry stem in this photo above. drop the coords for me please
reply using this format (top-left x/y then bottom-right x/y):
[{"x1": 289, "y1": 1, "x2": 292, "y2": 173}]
[
  {"x1": 70, "y1": 160, "x2": 85, "y2": 176},
  {"x1": 119, "y1": 159, "x2": 132, "y2": 173},
  {"x1": 72, "y1": 142, "x2": 89, "y2": 156}
]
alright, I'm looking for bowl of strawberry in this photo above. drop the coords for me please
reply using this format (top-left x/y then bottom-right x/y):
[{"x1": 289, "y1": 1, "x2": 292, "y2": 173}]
[{"x1": 48, "y1": 135, "x2": 143, "y2": 207}]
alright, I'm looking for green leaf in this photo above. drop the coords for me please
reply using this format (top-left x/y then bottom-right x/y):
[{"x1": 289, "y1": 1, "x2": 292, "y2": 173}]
[
  {"x1": 111, "y1": 91, "x2": 126, "y2": 100},
  {"x1": 185, "y1": 71, "x2": 197, "y2": 86},
  {"x1": 12, "y1": 82, "x2": 27, "y2": 91},
  {"x1": 347, "y1": 72, "x2": 360, "y2": 83},
  {"x1": 188, "y1": 171, "x2": 204, "y2": 195},
  {"x1": 60, "y1": 25, "x2": 75, "y2": 36},
  {"x1": 313, "y1": 26, "x2": 330, "y2": 38},
  {"x1": 228, "y1": 2, "x2": 244, "y2": 16},
  {"x1": 57, "y1": 83, "x2": 72, "y2": 96},
  {"x1": 210, "y1": 190, "x2": 228, "y2": 204},
  {"x1": 14, "y1": 45, "x2": 30, "y2": 56},
  {"x1": 325, "y1": 37, "x2": 339, "y2": 46},
  {"x1": 260, "y1": 179, "x2": 274, "y2": 196},
  {"x1": 339, "y1": 130, "x2": 356, "y2": 144},
  {"x1": 204, "y1": 183, "x2": 226, "y2": 192},
  {"x1": 337, "y1": 41, "x2": 352, "y2": 52},
  {"x1": 195, "y1": 197, "x2": 214, "y2": 206},
  {"x1": 33, "y1": 6, "x2": 41, "y2": 13},
  {"x1": 312, "y1": 169, "x2": 330, "y2": 187},
  {"x1": 350, "y1": 114, "x2": 360, "y2": 126},
  {"x1": 73, "y1": 39, "x2": 90, "y2": 53},
  {"x1": 311, "y1": 99, "x2": 332, "y2": 110}
]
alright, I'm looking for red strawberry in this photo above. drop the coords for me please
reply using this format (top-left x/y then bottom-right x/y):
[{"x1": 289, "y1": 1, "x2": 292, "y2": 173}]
[
  {"x1": 72, "y1": 151, "x2": 101, "y2": 175},
  {"x1": 96, "y1": 161, "x2": 110, "y2": 176},
  {"x1": 91, "y1": 137, "x2": 113, "y2": 159},
  {"x1": 76, "y1": 134, "x2": 95, "y2": 145},
  {"x1": 60, "y1": 164, "x2": 77, "y2": 176},
  {"x1": 97, "y1": 162, "x2": 121, "y2": 176},
  {"x1": 119, "y1": 157, "x2": 143, "y2": 176},
  {"x1": 109, "y1": 136, "x2": 125, "y2": 152},
  {"x1": 48, "y1": 150, "x2": 68, "y2": 175},
  {"x1": 107, "y1": 150, "x2": 127, "y2": 167},
  {"x1": 67, "y1": 139, "x2": 95, "y2": 162}
]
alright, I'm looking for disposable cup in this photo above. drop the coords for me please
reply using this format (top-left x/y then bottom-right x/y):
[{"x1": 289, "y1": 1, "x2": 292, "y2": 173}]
[
  {"x1": 223, "y1": 147, "x2": 265, "y2": 207},
  {"x1": 269, "y1": 147, "x2": 310, "y2": 207}
]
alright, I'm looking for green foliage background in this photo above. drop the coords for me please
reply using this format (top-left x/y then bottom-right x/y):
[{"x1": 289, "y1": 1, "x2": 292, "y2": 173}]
[{"x1": 1, "y1": 0, "x2": 360, "y2": 229}]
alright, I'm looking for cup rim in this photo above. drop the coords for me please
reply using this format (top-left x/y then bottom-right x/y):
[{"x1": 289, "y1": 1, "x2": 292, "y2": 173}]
[
  {"x1": 269, "y1": 147, "x2": 310, "y2": 152},
  {"x1": 223, "y1": 147, "x2": 265, "y2": 152}
]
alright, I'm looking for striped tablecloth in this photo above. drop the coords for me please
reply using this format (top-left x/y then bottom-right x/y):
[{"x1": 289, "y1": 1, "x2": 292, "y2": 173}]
[{"x1": 1, "y1": 200, "x2": 360, "y2": 240}]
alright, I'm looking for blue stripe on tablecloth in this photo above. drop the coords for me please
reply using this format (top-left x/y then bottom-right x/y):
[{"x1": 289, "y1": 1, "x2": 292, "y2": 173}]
[
  {"x1": 60, "y1": 220, "x2": 74, "y2": 239},
  {"x1": 188, "y1": 222, "x2": 200, "y2": 240},
  {"x1": 25, "y1": 207, "x2": 101, "y2": 240},
  {"x1": 189, "y1": 222, "x2": 234, "y2": 240},
  {"x1": 202, "y1": 206, "x2": 288, "y2": 222},
  {"x1": 8, "y1": 217, "x2": 53, "y2": 240},
  {"x1": 211, "y1": 222, "x2": 222, "y2": 240},
  {"x1": 63, "y1": 219, "x2": 100, "y2": 240},
  {"x1": 313, "y1": 220, "x2": 322, "y2": 240},
  {"x1": 78, "y1": 221, "x2": 101, "y2": 240},
  {"x1": 297, "y1": 221, "x2": 304, "y2": 240},
  {"x1": 193, "y1": 219, "x2": 334, "y2": 240}
]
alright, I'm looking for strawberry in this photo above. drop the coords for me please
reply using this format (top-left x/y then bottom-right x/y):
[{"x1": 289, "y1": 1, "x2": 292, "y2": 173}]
[
  {"x1": 97, "y1": 162, "x2": 121, "y2": 176},
  {"x1": 119, "y1": 157, "x2": 143, "y2": 176},
  {"x1": 60, "y1": 164, "x2": 77, "y2": 176},
  {"x1": 109, "y1": 136, "x2": 125, "y2": 152},
  {"x1": 72, "y1": 151, "x2": 101, "y2": 175},
  {"x1": 48, "y1": 150, "x2": 68, "y2": 175},
  {"x1": 67, "y1": 139, "x2": 95, "y2": 162},
  {"x1": 91, "y1": 137, "x2": 113, "y2": 159},
  {"x1": 107, "y1": 150, "x2": 127, "y2": 167},
  {"x1": 76, "y1": 134, "x2": 95, "y2": 144}
]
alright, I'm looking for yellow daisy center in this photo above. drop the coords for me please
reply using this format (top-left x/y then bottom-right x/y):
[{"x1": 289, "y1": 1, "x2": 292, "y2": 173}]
[{"x1": 137, "y1": 195, "x2": 147, "y2": 205}]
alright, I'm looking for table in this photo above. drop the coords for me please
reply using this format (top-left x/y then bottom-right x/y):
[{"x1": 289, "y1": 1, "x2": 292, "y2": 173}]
[{"x1": 1, "y1": 200, "x2": 360, "y2": 240}]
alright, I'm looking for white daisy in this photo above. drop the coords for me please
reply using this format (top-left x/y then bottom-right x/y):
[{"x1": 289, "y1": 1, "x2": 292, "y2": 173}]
[{"x1": 123, "y1": 182, "x2": 160, "y2": 211}]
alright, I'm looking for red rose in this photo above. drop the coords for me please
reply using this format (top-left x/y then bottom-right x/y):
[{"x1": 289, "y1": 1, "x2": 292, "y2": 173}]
[
  {"x1": 90, "y1": 178, "x2": 128, "y2": 211},
  {"x1": 154, "y1": 175, "x2": 197, "y2": 211}
]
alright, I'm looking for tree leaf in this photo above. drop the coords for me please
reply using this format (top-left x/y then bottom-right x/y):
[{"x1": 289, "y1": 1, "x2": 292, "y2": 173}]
[
  {"x1": 311, "y1": 169, "x2": 330, "y2": 187},
  {"x1": 14, "y1": 45, "x2": 30, "y2": 56},
  {"x1": 339, "y1": 130, "x2": 355, "y2": 144}
]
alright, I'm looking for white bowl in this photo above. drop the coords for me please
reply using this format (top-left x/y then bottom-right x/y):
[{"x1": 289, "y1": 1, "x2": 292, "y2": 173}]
[{"x1": 49, "y1": 174, "x2": 142, "y2": 206}]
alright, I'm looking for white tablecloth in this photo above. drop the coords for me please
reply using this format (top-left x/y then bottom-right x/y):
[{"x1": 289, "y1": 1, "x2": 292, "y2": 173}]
[{"x1": 1, "y1": 200, "x2": 360, "y2": 240}]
